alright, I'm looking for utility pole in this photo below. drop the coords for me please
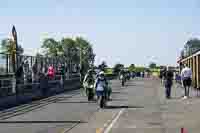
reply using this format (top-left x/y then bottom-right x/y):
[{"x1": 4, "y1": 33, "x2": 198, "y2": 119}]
[
  {"x1": 79, "y1": 46, "x2": 82, "y2": 83},
  {"x1": 11, "y1": 25, "x2": 18, "y2": 94},
  {"x1": 12, "y1": 25, "x2": 18, "y2": 73}
]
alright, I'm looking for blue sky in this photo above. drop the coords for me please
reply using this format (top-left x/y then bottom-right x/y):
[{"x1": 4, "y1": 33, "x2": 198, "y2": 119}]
[{"x1": 0, "y1": 0, "x2": 200, "y2": 67}]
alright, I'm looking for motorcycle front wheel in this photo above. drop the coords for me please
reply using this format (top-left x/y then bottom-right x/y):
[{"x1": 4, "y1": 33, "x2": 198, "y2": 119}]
[
  {"x1": 87, "y1": 88, "x2": 94, "y2": 101},
  {"x1": 122, "y1": 81, "x2": 125, "y2": 86}
]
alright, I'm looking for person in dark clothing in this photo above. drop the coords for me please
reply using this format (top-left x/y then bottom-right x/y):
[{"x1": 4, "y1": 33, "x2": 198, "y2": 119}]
[
  {"x1": 39, "y1": 72, "x2": 49, "y2": 97},
  {"x1": 15, "y1": 63, "x2": 24, "y2": 84},
  {"x1": 32, "y1": 63, "x2": 38, "y2": 82},
  {"x1": 160, "y1": 68, "x2": 167, "y2": 85},
  {"x1": 159, "y1": 70, "x2": 163, "y2": 82},
  {"x1": 164, "y1": 68, "x2": 174, "y2": 99}
]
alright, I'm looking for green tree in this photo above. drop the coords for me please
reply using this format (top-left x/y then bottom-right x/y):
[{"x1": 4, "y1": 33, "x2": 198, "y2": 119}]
[
  {"x1": 134, "y1": 67, "x2": 146, "y2": 72},
  {"x1": 42, "y1": 38, "x2": 60, "y2": 57},
  {"x1": 60, "y1": 38, "x2": 79, "y2": 73},
  {"x1": 149, "y1": 62, "x2": 156, "y2": 69},
  {"x1": 0, "y1": 38, "x2": 23, "y2": 55},
  {"x1": 180, "y1": 49, "x2": 185, "y2": 59},
  {"x1": 61, "y1": 38, "x2": 79, "y2": 62},
  {"x1": 41, "y1": 37, "x2": 95, "y2": 78},
  {"x1": 184, "y1": 38, "x2": 200, "y2": 56},
  {"x1": 113, "y1": 63, "x2": 124, "y2": 74},
  {"x1": 128, "y1": 64, "x2": 135, "y2": 72},
  {"x1": 0, "y1": 38, "x2": 24, "y2": 73},
  {"x1": 75, "y1": 37, "x2": 95, "y2": 73}
]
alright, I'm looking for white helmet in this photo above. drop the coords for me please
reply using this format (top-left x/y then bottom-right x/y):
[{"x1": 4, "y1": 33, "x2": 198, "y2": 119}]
[{"x1": 99, "y1": 71, "x2": 105, "y2": 76}]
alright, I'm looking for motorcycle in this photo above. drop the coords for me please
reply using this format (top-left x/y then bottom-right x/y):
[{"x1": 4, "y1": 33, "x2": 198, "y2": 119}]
[
  {"x1": 84, "y1": 81, "x2": 95, "y2": 101},
  {"x1": 127, "y1": 74, "x2": 131, "y2": 80},
  {"x1": 121, "y1": 76, "x2": 125, "y2": 86},
  {"x1": 86, "y1": 84, "x2": 94, "y2": 101}
]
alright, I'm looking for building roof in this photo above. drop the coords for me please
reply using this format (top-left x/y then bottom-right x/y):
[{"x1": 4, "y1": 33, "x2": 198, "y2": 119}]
[{"x1": 178, "y1": 50, "x2": 200, "y2": 63}]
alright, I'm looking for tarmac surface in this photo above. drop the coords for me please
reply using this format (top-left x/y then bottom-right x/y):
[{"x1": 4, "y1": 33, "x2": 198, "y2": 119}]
[{"x1": 0, "y1": 78, "x2": 199, "y2": 133}]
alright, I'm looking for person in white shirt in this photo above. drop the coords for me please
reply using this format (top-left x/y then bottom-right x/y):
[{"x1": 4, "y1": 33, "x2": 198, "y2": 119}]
[{"x1": 181, "y1": 64, "x2": 192, "y2": 99}]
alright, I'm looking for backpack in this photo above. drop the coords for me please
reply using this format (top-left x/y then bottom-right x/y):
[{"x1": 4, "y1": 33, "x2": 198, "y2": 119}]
[{"x1": 95, "y1": 77, "x2": 108, "y2": 90}]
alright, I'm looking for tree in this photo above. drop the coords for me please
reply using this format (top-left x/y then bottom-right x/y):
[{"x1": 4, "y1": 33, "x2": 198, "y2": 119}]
[
  {"x1": 0, "y1": 38, "x2": 23, "y2": 55},
  {"x1": 61, "y1": 38, "x2": 79, "y2": 62},
  {"x1": 184, "y1": 38, "x2": 200, "y2": 56},
  {"x1": 128, "y1": 64, "x2": 135, "y2": 72},
  {"x1": 134, "y1": 66, "x2": 146, "y2": 72},
  {"x1": 75, "y1": 37, "x2": 95, "y2": 73},
  {"x1": 41, "y1": 36, "x2": 95, "y2": 77},
  {"x1": 180, "y1": 49, "x2": 185, "y2": 59},
  {"x1": 0, "y1": 38, "x2": 24, "y2": 73},
  {"x1": 61, "y1": 38, "x2": 79, "y2": 73},
  {"x1": 41, "y1": 38, "x2": 60, "y2": 57},
  {"x1": 113, "y1": 63, "x2": 124, "y2": 74},
  {"x1": 149, "y1": 62, "x2": 156, "y2": 69},
  {"x1": 36, "y1": 52, "x2": 43, "y2": 57}
]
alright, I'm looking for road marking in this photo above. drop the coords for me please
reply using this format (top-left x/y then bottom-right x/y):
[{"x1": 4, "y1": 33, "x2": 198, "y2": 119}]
[
  {"x1": 60, "y1": 122, "x2": 80, "y2": 133},
  {"x1": 103, "y1": 109, "x2": 125, "y2": 133}
]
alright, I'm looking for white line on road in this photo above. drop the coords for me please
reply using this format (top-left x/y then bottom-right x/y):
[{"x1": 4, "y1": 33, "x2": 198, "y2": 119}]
[{"x1": 103, "y1": 108, "x2": 125, "y2": 133}]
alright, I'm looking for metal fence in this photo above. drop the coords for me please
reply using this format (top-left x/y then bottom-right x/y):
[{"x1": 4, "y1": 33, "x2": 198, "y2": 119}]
[
  {"x1": 0, "y1": 53, "x2": 80, "y2": 75},
  {"x1": 0, "y1": 53, "x2": 80, "y2": 92}
]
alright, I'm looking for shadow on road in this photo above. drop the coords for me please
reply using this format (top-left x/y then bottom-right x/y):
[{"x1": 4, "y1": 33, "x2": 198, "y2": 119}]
[
  {"x1": 54, "y1": 101, "x2": 96, "y2": 104},
  {"x1": 126, "y1": 84, "x2": 136, "y2": 87},
  {"x1": 111, "y1": 98, "x2": 128, "y2": 101},
  {"x1": 112, "y1": 91, "x2": 128, "y2": 94},
  {"x1": 105, "y1": 105, "x2": 144, "y2": 109}
]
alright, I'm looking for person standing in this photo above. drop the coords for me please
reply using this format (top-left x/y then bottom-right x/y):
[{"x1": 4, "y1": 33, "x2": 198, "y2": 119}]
[
  {"x1": 32, "y1": 63, "x2": 38, "y2": 83},
  {"x1": 39, "y1": 72, "x2": 48, "y2": 97},
  {"x1": 47, "y1": 65, "x2": 55, "y2": 80},
  {"x1": 160, "y1": 68, "x2": 167, "y2": 86},
  {"x1": 181, "y1": 65, "x2": 192, "y2": 99},
  {"x1": 164, "y1": 67, "x2": 174, "y2": 99},
  {"x1": 94, "y1": 71, "x2": 108, "y2": 100}
]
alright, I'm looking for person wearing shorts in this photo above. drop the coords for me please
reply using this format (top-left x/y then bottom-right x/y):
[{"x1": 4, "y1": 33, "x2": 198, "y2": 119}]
[{"x1": 181, "y1": 65, "x2": 192, "y2": 99}]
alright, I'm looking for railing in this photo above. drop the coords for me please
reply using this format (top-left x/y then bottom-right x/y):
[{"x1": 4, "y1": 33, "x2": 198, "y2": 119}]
[{"x1": 0, "y1": 53, "x2": 81, "y2": 97}]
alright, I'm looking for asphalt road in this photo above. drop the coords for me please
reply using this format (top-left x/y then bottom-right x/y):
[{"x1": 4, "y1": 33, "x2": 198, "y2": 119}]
[{"x1": 0, "y1": 78, "x2": 200, "y2": 133}]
